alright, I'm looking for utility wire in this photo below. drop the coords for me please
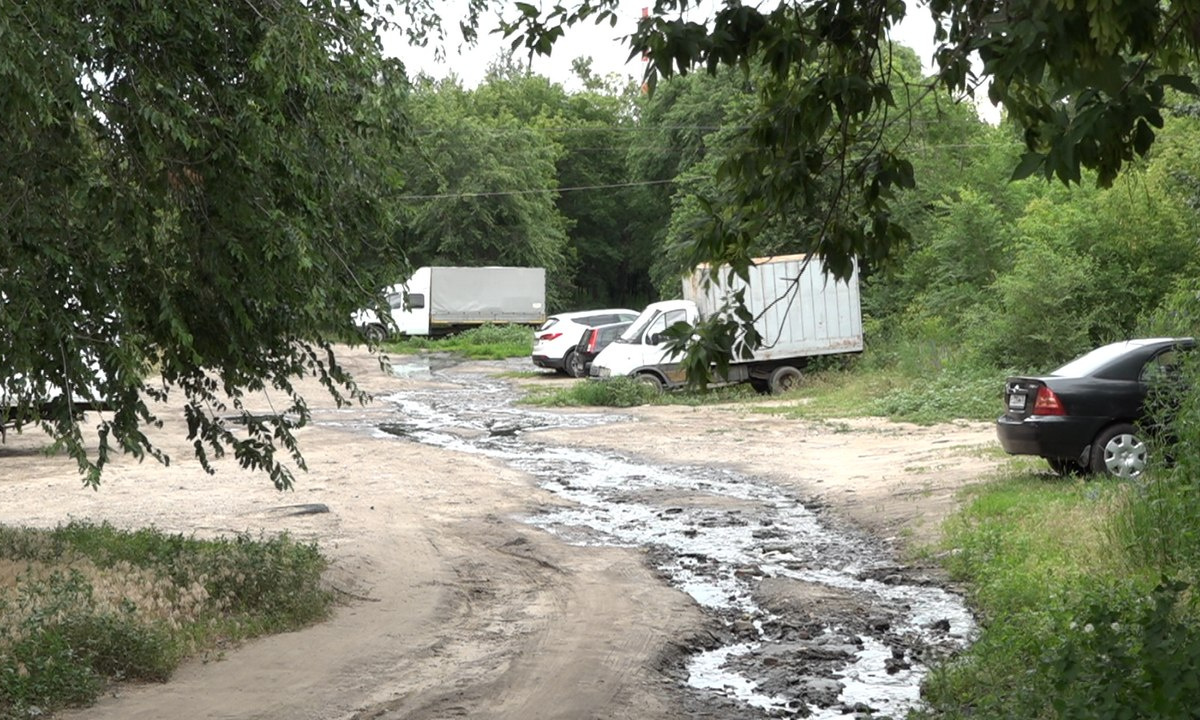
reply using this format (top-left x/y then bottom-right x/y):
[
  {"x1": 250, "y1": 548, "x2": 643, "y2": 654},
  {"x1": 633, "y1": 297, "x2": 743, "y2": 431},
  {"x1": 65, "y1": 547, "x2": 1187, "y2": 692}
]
[{"x1": 397, "y1": 177, "x2": 677, "y2": 201}]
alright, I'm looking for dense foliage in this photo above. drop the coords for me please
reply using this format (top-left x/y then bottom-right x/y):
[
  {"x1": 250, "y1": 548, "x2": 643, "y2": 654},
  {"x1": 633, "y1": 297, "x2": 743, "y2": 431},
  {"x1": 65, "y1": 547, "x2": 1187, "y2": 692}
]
[
  {"x1": 0, "y1": 522, "x2": 331, "y2": 719},
  {"x1": 1, "y1": 1, "x2": 411, "y2": 488}
]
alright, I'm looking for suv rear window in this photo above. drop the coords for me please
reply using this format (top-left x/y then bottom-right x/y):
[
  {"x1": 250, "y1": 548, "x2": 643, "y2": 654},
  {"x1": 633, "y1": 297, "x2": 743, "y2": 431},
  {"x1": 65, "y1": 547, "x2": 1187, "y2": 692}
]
[{"x1": 581, "y1": 314, "x2": 615, "y2": 326}]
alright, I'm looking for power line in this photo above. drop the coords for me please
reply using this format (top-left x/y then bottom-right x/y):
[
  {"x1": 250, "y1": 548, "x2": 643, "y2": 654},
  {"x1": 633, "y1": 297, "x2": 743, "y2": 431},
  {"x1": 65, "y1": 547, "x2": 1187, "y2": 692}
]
[{"x1": 400, "y1": 178, "x2": 676, "y2": 201}]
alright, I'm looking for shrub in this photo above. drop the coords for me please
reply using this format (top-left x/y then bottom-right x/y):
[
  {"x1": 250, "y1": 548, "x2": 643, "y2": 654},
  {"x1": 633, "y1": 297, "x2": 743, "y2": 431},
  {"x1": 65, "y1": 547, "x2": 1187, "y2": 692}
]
[
  {"x1": 383, "y1": 323, "x2": 533, "y2": 359},
  {"x1": 0, "y1": 523, "x2": 332, "y2": 719},
  {"x1": 867, "y1": 363, "x2": 1005, "y2": 423},
  {"x1": 531, "y1": 377, "x2": 662, "y2": 407}
]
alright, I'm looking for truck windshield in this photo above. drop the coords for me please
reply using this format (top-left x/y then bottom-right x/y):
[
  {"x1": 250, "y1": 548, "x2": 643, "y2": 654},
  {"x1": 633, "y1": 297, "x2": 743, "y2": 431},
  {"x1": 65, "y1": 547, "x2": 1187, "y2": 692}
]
[{"x1": 619, "y1": 310, "x2": 658, "y2": 343}]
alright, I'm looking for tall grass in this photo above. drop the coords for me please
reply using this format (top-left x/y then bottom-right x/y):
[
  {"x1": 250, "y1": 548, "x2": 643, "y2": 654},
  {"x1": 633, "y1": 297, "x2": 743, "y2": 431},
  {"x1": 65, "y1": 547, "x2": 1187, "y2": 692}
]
[
  {"x1": 522, "y1": 376, "x2": 758, "y2": 408},
  {"x1": 923, "y1": 365, "x2": 1200, "y2": 719},
  {"x1": 0, "y1": 522, "x2": 332, "y2": 719},
  {"x1": 382, "y1": 323, "x2": 533, "y2": 359}
]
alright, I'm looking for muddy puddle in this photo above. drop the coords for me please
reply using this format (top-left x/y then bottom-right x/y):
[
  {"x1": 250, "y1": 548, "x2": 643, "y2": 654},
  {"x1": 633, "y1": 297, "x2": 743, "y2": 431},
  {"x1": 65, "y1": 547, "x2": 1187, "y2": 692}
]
[{"x1": 335, "y1": 359, "x2": 975, "y2": 718}]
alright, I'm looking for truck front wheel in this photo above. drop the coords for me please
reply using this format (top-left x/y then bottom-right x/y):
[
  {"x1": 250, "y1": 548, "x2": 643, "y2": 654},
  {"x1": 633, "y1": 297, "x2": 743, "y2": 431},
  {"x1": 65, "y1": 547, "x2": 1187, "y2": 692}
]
[
  {"x1": 768, "y1": 366, "x2": 802, "y2": 395},
  {"x1": 635, "y1": 373, "x2": 664, "y2": 392},
  {"x1": 363, "y1": 324, "x2": 388, "y2": 344}
]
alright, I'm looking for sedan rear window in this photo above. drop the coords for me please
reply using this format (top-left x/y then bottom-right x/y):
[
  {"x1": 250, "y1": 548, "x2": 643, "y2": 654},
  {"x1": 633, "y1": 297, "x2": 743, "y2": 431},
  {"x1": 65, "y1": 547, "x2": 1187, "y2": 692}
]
[{"x1": 1052, "y1": 343, "x2": 1135, "y2": 378}]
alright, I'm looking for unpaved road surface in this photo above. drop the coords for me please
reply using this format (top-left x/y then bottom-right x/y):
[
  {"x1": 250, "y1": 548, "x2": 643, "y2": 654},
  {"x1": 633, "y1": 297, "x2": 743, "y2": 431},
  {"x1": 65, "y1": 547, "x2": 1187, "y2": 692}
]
[{"x1": 0, "y1": 346, "x2": 1004, "y2": 719}]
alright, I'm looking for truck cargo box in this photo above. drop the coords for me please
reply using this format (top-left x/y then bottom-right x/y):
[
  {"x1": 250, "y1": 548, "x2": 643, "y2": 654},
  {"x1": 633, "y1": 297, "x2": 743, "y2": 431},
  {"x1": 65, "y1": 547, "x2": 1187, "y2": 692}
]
[
  {"x1": 428, "y1": 266, "x2": 546, "y2": 327},
  {"x1": 684, "y1": 254, "x2": 863, "y2": 362}
]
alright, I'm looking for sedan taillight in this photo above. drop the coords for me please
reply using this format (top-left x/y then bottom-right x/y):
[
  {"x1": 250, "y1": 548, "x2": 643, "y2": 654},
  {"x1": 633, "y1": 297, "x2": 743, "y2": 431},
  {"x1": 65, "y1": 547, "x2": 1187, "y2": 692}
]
[{"x1": 1032, "y1": 386, "x2": 1066, "y2": 416}]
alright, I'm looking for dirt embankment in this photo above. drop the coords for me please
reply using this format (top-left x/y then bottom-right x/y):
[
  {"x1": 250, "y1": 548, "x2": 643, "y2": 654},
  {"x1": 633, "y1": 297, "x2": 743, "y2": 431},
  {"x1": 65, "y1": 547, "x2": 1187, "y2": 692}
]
[{"x1": 0, "y1": 346, "x2": 1002, "y2": 719}]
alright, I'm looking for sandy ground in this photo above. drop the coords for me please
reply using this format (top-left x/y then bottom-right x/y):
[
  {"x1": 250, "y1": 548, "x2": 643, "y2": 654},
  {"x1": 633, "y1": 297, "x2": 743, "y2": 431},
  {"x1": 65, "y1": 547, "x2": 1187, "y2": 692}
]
[{"x1": 0, "y1": 345, "x2": 1005, "y2": 719}]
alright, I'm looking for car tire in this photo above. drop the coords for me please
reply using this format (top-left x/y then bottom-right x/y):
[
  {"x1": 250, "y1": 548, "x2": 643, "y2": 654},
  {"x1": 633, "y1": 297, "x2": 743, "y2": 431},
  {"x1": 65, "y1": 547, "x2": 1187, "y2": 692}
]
[
  {"x1": 1090, "y1": 423, "x2": 1149, "y2": 479},
  {"x1": 1046, "y1": 457, "x2": 1085, "y2": 477},
  {"x1": 635, "y1": 372, "x2": 664, "y2": 392},
  {"x1": 566, "y1": 350, "x2": 587, "y2": 378},
  {"x1": 769, "y1": 366, "x2": 803, "y2": 395},
  {"x1": 558, "y1": 349, "x2": 578, "y2": 377}
]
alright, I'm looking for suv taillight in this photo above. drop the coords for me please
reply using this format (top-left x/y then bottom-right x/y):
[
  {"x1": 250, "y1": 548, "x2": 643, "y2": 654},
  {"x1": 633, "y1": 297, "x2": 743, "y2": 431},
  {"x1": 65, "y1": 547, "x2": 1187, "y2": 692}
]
[
  {"x1": 1032, "y1": 386, "x2": 1066, "y2": 416},
  {"x1": 539, "y1": 332, "x2": 562, "y2": 341},
  {"x1": 586, "y1": 330, "x2": 598, "y2": 352}
]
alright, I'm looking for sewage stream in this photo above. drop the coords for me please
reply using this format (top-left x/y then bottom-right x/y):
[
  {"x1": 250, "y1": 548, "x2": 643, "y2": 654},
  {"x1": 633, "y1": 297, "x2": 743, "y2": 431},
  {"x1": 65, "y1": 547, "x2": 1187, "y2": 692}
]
[{"x1": 353, "y1": 359, "x2": 975, "y2": 718}]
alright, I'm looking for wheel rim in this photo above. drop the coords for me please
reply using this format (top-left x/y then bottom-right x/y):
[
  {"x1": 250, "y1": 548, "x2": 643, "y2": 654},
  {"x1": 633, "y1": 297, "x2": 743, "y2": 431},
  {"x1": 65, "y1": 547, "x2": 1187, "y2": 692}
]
[
  {"x1": 569, "y1": 353, "x2": 584, "y2": 377},
  {"x1": 1102, "y1": 433, "x2": 1147, "y2": 479}
]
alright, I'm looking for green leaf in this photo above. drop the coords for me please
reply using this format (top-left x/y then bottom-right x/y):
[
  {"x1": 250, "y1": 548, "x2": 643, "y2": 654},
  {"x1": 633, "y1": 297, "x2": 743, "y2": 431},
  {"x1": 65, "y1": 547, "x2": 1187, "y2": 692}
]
[{"x1": 1011, "y1": 151, "x2": 1045, "y2": 182}]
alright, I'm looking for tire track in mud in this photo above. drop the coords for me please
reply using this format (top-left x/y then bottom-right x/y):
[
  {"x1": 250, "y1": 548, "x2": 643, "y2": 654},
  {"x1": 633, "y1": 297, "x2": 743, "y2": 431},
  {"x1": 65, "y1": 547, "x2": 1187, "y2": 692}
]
[{"x1": 347, "y1": 359, "x2": 976, "y2": 718}]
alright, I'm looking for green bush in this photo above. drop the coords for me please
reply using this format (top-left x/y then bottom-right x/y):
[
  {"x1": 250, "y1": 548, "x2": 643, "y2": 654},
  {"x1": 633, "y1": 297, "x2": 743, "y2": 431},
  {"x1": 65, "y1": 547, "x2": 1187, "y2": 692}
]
[
  {"x1": 866, "y1": 364, "x2": 1005, "y2": 423},
  {"x1": 0, "y1": 523, "x2": 332, "y2": 719},
  {"x1": 383, "y1": 323, "x2": 533, "y2": 359},
  {"x1": 1043, "y1": 579, "x2": 1200, "y2": 720},
  {"x1": 529, "y1": 377, "x2": 662, "y2": 407}
]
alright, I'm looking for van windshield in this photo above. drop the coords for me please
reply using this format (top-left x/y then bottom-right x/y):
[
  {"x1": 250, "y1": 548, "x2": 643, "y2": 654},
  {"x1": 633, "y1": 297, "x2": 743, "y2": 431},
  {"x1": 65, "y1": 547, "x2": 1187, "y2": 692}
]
[{"x1": 619, "y1": 310, "x2": 657, "y2": 343}]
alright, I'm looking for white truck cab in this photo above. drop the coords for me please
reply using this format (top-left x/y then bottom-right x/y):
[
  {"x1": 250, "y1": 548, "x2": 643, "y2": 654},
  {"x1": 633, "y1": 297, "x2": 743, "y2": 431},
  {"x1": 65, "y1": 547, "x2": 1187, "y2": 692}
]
[
  {"x1": 589, "y1": 300, "x2": 696, "y2": 388},
  {"x1": 352, "y1": 266, "x2": 433, "y2": 339}
]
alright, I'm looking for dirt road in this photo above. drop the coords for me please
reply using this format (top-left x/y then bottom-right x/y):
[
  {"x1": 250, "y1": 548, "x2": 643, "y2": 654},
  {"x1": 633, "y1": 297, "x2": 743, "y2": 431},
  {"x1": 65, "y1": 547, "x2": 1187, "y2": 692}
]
[{"x1": 0, "y1": 346, "x2": 1003, "y2": 719}]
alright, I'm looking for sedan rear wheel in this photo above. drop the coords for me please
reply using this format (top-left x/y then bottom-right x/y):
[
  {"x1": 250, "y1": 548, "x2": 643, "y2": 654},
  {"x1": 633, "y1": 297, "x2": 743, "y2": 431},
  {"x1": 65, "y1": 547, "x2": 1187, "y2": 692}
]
[
  {"x1": 1046, "y1": 457, "x2": 1085, "y2": 477},
  {"x1": 566, "y1": 350, "x2": 587, "y2": 378},
  {"x1": 1090, "y1": 423, "x2": 1148, "y2": 479}
]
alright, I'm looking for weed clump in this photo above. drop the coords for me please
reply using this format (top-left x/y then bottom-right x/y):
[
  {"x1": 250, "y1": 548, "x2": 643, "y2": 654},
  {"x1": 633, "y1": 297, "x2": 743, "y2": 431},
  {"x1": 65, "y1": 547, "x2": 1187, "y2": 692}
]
[{"x1": 0, "y1": 522, "x2": 332, "y2": 719}]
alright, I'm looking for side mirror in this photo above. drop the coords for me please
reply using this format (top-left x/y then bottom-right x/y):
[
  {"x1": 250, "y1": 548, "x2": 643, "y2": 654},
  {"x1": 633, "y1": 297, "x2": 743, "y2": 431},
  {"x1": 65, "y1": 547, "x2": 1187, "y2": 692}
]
[{"x1": 646, "y1": 333, "x2": 663, "y2": 345}]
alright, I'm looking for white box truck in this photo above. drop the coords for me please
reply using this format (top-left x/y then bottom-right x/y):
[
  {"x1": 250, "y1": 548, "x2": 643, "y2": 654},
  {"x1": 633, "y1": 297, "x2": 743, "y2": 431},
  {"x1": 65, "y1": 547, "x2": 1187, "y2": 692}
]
[
  {"x1": 354, "y1": 266, "x2": 546, "y2": 340},
  {"x1": 589, "y1": 254, "x2": 862, "y2": 392}
]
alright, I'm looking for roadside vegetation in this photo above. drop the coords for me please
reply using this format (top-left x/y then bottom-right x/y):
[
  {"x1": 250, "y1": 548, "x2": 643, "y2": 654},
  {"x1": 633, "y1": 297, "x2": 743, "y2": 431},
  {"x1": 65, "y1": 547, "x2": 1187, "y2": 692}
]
[
  {"x1": 0, "y1": 523, "x2": 332, "y2": 719},
  {"x1": 914, "y1": 353, "x2": 1200, "y2": 718},
  {"x1": 382, "y1": 324, "x2": 533, "y2": 360},
  {"x1": 522, "y1": 375, "x2": 758, "y2": 408}
]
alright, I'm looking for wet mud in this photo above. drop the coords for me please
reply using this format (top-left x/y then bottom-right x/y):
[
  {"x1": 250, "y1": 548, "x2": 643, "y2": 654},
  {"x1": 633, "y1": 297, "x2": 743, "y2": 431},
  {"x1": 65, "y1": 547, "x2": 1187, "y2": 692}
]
[{"x1": 343, "y1": 359, "x2": 975, "y2": 718}]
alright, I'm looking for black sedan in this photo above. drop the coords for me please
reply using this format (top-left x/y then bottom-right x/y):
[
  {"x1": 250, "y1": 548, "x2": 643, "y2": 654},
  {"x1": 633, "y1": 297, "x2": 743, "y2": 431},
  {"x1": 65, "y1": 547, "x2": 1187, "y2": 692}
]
[{"x1": 996, "y1": 337, "x2": 1194, "y2": 479}]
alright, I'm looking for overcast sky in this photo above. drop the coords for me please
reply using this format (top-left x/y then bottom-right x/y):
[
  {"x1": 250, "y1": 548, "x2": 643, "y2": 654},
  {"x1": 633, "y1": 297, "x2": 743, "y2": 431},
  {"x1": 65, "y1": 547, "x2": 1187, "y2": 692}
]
[
  {"x1": 382, "y1": 1, "x2": 938, "y2": 89},
  {"x1": 379, "y1": 2, "x2": 999, "y2": 122}
]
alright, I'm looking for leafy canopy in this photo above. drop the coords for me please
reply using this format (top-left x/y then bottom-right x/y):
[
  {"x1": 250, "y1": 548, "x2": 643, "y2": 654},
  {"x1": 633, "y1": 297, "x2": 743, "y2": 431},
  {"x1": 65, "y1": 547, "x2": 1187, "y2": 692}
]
[
  {"x1": 498, "y1": 0, "x2": 1200, "y2": 377},
  {"x1": 1, "y1": 1, "x2": 411, "y2": 488}
]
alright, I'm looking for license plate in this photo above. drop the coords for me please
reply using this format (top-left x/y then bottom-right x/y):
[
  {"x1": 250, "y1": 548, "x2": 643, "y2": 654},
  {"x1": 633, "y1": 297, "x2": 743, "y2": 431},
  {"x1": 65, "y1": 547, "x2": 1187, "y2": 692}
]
[{"x1": 1008, "y1": 393, "x2": 1026, "y2": 410}]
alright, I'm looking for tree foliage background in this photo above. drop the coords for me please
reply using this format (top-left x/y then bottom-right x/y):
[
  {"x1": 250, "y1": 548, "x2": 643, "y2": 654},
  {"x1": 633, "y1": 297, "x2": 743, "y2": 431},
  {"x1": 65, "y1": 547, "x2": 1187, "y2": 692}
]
[
  {"x1": 6, "y1": 0, "x2": 1200, "y2": 490},
  {"x1": 1, "y1": 1, "x2": 411, "y2": 487}
]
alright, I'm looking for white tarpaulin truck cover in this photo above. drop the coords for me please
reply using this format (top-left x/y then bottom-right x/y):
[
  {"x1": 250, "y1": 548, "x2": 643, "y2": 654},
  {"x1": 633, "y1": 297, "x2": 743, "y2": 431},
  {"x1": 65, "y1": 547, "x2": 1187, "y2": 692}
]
[{"x1": 428, "y1": 267, "x2": 546, "y2": 326}]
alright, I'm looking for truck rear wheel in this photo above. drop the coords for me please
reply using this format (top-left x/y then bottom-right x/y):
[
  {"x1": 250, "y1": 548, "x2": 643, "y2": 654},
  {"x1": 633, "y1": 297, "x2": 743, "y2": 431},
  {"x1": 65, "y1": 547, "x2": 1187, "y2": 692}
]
[{"x1": 768, "y1": 366, "x2": 802, "y2": 395}]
